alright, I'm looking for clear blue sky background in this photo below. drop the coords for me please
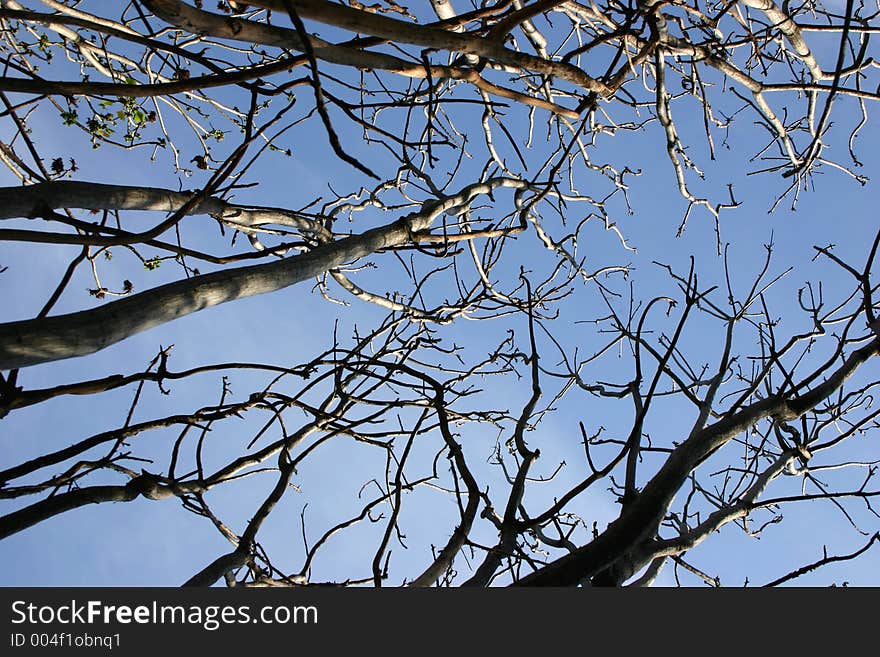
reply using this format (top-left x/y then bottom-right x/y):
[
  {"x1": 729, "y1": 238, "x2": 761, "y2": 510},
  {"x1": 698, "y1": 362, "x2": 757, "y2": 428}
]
[{"x1": 1, "y1": 3, "x2": 878, "y2": 586}]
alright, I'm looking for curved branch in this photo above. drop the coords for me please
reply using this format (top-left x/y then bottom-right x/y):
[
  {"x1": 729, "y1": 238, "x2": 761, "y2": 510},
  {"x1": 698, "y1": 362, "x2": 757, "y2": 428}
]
[
  {"x1": 515, "y1": 338, "x2": 880, "y2": 585},
  {"x1": 0, "y1": 217, "x2": 409, "y2": 369}
]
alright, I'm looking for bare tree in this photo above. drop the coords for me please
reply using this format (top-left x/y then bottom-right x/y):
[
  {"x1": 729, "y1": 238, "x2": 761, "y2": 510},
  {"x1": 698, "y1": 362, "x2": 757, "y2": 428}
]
[{"x1": 0, "y1": 0, "x2": 878, "y2": 586}]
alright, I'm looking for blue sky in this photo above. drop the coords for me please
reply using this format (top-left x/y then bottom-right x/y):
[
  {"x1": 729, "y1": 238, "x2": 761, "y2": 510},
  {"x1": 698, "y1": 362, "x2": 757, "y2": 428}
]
[{"x1": 1, "y1": 2, "x2": 879, "y2": 586}]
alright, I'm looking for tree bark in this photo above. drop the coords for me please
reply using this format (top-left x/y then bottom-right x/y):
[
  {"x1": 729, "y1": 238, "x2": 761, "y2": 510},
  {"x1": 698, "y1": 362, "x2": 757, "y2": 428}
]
[
  {"x1": 0, "y1": 178, "x2": 517, "y2": 369},
  {"x1": 515, "y1": 337, "x2": 880, "y2": 585},
  {"x1": 0, "y1": 217, "x2": 409, "y2": 369}
]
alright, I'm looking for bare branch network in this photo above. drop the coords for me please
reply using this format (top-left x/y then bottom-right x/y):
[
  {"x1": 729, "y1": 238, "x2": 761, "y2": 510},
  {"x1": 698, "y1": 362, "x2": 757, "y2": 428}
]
[{"x1": 0, "y1": 0, "x2": 878, "y2": 586}]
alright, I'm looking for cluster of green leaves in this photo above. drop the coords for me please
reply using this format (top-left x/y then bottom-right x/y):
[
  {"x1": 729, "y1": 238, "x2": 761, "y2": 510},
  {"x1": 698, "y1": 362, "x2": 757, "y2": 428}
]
[{"x1": 58, "y1": 96, "x2": 158, "y2": 148}]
